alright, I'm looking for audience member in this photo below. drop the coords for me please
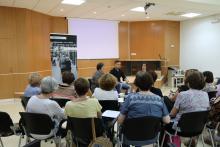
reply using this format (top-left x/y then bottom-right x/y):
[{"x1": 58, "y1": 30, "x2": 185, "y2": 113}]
[
  {"x1": 91, "y1": 62, "x2": 105, "y2": 92},
  {"x1": 163, "y1": 69, "x2": 198, "y2": 112},
  {"x1": 92, "y1": 73, "x2": 118, "y2": 100},
  {"x1": 203, "y1": 71, "x2": 217, "y2": 92},
  {"x1": 26, "y1": 76, "x2": 66, "y2": 139},
  {"x1": 65, "y1": 78, "x2": 102, "y2": 118},
  {"x1": 117, "y1": 71, "x2": 170, "y2": 146},
  {"x1": 165, "y1": 71, "x2": 209, "y2": 145},
  {"x1": 24, "y1": 73, "x2": 41, "y2": 97},
  {"x1": 110, "y1": 60, "x2": 130, "y2": 93},
  {"x1": 53, "y1": 71, "x2": 76, "y2": 99},
  {"x1": 148, "y1": 70, "x2": 163, "y2": 97}
]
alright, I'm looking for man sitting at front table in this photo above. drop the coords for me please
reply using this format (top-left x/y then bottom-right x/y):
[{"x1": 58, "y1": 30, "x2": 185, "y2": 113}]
[{"x1": 110, "y1": 60, "x2": 130, "y2": 93}]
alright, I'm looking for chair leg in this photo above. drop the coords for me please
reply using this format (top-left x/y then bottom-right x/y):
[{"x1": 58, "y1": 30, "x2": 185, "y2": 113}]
[
  {"x1": 0, "y1": 137, "x2": 4, "y2": 147},
  {"x1": 18, "y1": 135, "x2": 22, "y2": 147},
  {"x1": 208, "y1": 129, "x2": 215, "y2": 147},
  {"x1": 188, "y1": 138, "x2": 193, "y2": 147},
  {"x1": 161, "y1": 132, "x2": 166, "y2": 147},
  {"x1": 201, "y1": 133, "x2": 206, "y2": 147}
]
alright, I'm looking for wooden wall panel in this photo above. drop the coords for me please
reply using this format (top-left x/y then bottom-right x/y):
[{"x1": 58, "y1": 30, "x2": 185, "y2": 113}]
[
  {"x1": 119, "y1": 22, "x2": 130, "y2": 59},
  {"x1": 164, "y1": 21, "x2": 180, "y2": 66},
  {"x1": 0, "y1": 7, "x2": 53, "y2": 99},
  {"x1": 130, "y1": 21, "x2": 165, "y2": 59},
  {"x1": 50, "y1": 17, "x2": 68, "y2": 33},
  {"x1": 0, "y1": 75, "x2": 14, "y2": 98}
]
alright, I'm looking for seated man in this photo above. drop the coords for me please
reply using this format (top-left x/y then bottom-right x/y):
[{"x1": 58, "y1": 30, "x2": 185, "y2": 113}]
[{"x1": 110, "y1": 60, "x2": 131, "y2": 93}]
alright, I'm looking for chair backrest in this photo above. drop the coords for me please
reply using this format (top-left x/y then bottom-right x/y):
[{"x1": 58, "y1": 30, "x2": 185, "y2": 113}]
[
  {"x1": 122, "y1": 116, "x2": 161, "y2": 141},
  {"x1": 19, "y1": 112, "x2": 55, "y2": 136},
  {"x1": 0, "y1": 111, "x2": 14, "y2": 136},
  {"x1": 67, "y1": 117, "x2": 104, "y2": 145},
  {"x1": 98, "y1": 100, "x2": 119, "y2": 112},
  {"x1": 177, "y1": 111, "x2": 209, "y2": 137},
  {"x1": 20, "y1": 96, "x2": 31, "y2": 109},
  {"x1": 50, "y1": 98, "x2": 70, "y2": 108},
  {"x1": 208, "y1": 91, "x2": 217, "y2": 100}
]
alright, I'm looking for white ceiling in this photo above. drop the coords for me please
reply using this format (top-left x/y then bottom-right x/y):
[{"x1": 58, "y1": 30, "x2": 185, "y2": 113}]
[{"x1": 1, "y1": 0, "x2": 220, "y2": 21}]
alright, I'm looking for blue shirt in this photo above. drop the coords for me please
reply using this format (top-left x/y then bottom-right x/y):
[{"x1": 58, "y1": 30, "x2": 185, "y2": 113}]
[
  {"x1": 120, "y1": 92, "x2": 169, "y2": 145},
  {"x1": 24, "y1": 85, "x2": 41, "y2": 97},
  {"x1": 120, "y1": 92, "x2": 169, "y2": 119}
]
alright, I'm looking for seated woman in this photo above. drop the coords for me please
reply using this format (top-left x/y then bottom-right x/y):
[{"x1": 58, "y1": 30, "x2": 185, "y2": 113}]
[
  {"x1": 92, "y1": 73, "x2": 118, "y2": 100},
  {"x1": 117, "y1": 71, "x2": 170, "y2": 147},
  {"x1": 53, "y1": 71, "x2": 76, "y2": 99},
  {"x1": 24, "y1": 73, "x2": 41, "y2": 97},
  {"x1": 65, "y1": 78, "x2": 102, "y2": 118},
  {"x1": 203, "y1": 71, "x2": 217, "y2": 93},
  {"x1": 65, "y1": 78, "x2": 103, "y2": 145},
  {"x1": 26, "y1": 76, "x2": 66, "y2": 139},
  {"x1": 148, "y1": 70, "x2": 163, "y2": 97},
  {"x1": 163, "y1": 69, "x2": 198, "y2": 112},
  {"x1": 91, "y1": 62, "x2": 105, "y2": 92},
  {"x1": 167, "y1": 71, "x2": 209, "y2": 132}
]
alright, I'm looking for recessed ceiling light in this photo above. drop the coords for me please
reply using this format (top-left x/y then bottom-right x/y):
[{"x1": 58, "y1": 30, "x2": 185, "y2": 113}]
[
  {"x1": 145, "y1": 16, "x2": 150, "y2": 19},
  {"x1": 60, "y1": 9, "x2": 64, "y2": 12},
  {"x1": 130, "y1": 7, "x2": 145, "y2": 12},
  {"x1": 61, "y1": 0, "x2": 85, "y2": 5},
  {"x1": 93, "y1": 11, "x2": 97, "y2": 14},
  {"x1": 121, "y1": 14, "x2": 125, "y2": 17},
  {"x1": 181, "y1": 13, "x2": 201, "y2": 18}
]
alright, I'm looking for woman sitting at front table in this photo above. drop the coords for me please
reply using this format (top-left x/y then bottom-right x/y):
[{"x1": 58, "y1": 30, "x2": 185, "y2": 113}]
[
  {"x1": 92, "y1": 73, "x2": 118, "y2": 101},
  {"x1": 26, "y1": 76, "x2": 66, "y2": 139},
  {"x1": 117, "y1": 71, "x2": 170, "y2": 147}
]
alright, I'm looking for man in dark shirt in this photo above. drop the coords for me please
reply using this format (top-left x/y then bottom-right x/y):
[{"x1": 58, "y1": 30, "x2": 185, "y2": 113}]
[{"x1": 110, "y1": 60, "x2": 130, "y2": 93}]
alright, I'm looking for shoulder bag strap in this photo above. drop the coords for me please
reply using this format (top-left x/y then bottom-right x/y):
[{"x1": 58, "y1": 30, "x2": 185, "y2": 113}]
[{"x1": 91, "y1": 118, "x2": 96, "y2": 142}]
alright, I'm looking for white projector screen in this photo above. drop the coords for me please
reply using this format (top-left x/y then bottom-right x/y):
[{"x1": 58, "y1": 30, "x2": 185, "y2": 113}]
[{"x1": 68, "y1": 18, "x2": 119, "y2": 59}]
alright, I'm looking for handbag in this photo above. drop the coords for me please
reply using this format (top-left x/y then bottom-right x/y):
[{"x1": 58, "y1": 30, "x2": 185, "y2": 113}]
[{"x1": 88, "y1": 118, "x2": 113, "y2": 147}]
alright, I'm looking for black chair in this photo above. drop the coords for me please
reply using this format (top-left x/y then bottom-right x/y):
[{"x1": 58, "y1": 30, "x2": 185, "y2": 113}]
[
  {"x1": 20, "y1": 96, "x2": 31, "y2": 110},
  {"x1": 0, "y1": 111, "x2": 23, "y2": 147},
  {"x1": 208, "y1": 91, "x2": 217, "y2": 100},
  {"x1": 67, "y1": 117, "x2": 104, "y2": 147},
  {"x1": 161, "y1": 111, "x2": 209, "y2": 147},
  {"x1": 19, "y1": 112, "x2": 65, "y2": 147},
  {"x1": 50, "y1": 98, "x2": 70, "y2": 108},
  {"x1": 119, "y1": 116, "x2": 161, "y2": 147},
  {"x1": 98, "y1": 100, "x2": 119, "y2": 113}
]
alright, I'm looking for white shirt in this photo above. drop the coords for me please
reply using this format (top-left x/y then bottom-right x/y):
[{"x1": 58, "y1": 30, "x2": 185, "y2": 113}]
[
  {"x1": 26, "y1": 95, "x2": 65, "y2": 139},
  {"x1": 92, "y1": 88, "x2": 118, "y2": 100}
]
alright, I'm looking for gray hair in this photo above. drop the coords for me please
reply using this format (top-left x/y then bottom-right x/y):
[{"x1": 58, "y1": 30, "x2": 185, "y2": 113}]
[{"x1": 40, "y1": 76, "x2": 58, "y2": 94}]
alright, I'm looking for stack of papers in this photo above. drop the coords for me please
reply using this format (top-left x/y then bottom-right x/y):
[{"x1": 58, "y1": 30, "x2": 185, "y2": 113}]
[{"x1": 102, "y1": 110, "x2": 120, "y2": 118}]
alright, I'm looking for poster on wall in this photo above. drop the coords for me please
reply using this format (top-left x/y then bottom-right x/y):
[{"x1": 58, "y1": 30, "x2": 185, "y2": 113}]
[{"x1": 50, "y1": 33, "x2": 77, "y2": 83}]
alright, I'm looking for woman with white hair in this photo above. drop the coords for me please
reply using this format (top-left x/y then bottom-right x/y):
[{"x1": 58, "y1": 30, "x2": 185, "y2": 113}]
[
  {"x1": 24, "y1": 72, "x2": 41, "y2": 97},
  {"x1": 26, "y1": 76, "x2": 66, "y2": 139}
]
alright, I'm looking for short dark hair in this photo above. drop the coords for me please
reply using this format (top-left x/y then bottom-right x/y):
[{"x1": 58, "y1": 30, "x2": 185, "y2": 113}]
[
  {"x1": 148, "y1": 70, "x2": 157, "y2": 82},
  {"x1": 185, "y1": 71, "x2": 205, "y2": 90},
  {"x1": 203, "y1": 71, "x2": 214, "y2": 83},
  {"x1": 134, "y1": 71, "x2": 153, "y2": 91},
  {"x1": 74, "y1": 78, "x2": 90, "y2": 96},
  {"x1": 62, "y1": 71, "x2": 75, "y2": 85},
  {"x1": 99, "y1": 73, "x2": 117, "y2": 91},
  {"x1": 114, "y1": 60, "x2": 121, "y2": 64},
  {"x1": 96, "y1": 62, "x2": 104, "y2": 70}
]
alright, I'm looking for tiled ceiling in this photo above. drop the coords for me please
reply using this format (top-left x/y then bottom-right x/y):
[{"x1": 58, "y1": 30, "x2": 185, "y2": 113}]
[{"x1": 1, "y1": 0, "x2": 220, "y2": 21}]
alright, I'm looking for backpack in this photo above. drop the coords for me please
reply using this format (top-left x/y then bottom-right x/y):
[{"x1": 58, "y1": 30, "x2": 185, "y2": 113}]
[{"x1": 88, "y1": 118, "x2": 113, "y2": 147}]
